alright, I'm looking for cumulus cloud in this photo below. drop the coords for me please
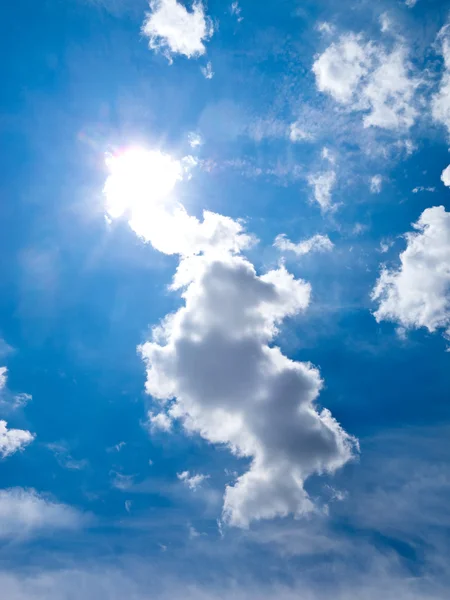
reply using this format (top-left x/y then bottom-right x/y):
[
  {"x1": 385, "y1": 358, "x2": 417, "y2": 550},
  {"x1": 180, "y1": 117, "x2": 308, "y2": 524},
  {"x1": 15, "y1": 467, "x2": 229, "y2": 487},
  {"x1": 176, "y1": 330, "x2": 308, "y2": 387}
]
[
  {"x1": 104, "y1": 145, "x2": 356, "y2": 528},
  {"x1": 274, "y1": 234, "x2": 334, "y2": 256},
  {"x1": 405, "y1": 0, "x2": 418, "y2": 6},
  {"x1": 313, "y1": 33, "x2": 420, "y2": 130},
  {"x1": 372, "y1": 206, "x2": 450, "y2": 341},
  {"x1": 441, "y1": 165, "x2": 450, "y2": 187},
  {"x1": 142, "y1": 0, "x2": 214, "y2": 62},
  {"x1": 177, "y1": 471, "x2": 210, "y2": 491},
  {"x1": 0, "y1": 421, "x2": 34, "y2": 458},
  {"x1": 0, "y1": 488, "x2": 86, "y2": 538},
  {"x1": 307, "y1": 170, "x2": 337, "y2": 211},
  {"x1": 370, "y1": 175, "x2": 382, "y2": 194}
]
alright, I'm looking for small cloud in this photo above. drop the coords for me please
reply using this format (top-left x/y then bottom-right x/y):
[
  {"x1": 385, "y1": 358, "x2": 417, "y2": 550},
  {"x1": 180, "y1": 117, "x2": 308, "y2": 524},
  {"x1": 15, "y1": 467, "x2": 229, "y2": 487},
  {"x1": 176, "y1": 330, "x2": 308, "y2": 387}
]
[
  {"x1": 111, "y1": 472, "x2": 135, "y2": 491},
  {"x1": 370, "y1": 175, "x2": 383, "y2": 194},
  {"x1": 201, "y1": 61, "x2": 214, "y2": 79},
  {"x1": 352, "y1": 223, "x2": 368, "y2": 236},
  {"x1": 177, "y1": 470, "x2": 210, "y2": 491},
  {"x1": 379, "y1": 239, "x2": 394, "y2": 253},
  {"x1": 0, "y1": 421, "x2": 34, "y2": 459},
  {"x1": 380, "y1": 13, "x2": 391, "y2": 33},
  {"x1": 188, "y1": 132, "x2": 203, "y2": 148},
  {"x1": 412, "y1": 186, "x2": 436, "y2": 193},
  {"x1": 142, "y1": 0, "x2": 214, "y2": 63},
  {"x1": 148, "y1": 411, "x2": 172, "y2": 433},
  {"x1": 47, "y1": 443, "x2": 88, "y2": 471},
  {"x1": 230, "y1": 1, "x2": 243, "y2": 22},
  {"x1": 307, "y1": 170, "x2": 337, "y2": 211},
  {"x1": 274, "y1": 233, "x2": 334, "y2": 257},
  {"x1": 316, "y1": 21, "x2": 334, "y2": 35},
  {"x1": 107, "y1": 441, "x2": 126, "y2": 453},
  {"x1": 125, "y1": 500, "x2": 132, "y2": 513},
  {"x1": 289, "y1": 122, "x2": 314, "y2": 143},
  {"x1": 405, "y1": 0, "x2": 418, "y2": 7},
  {"x1": 0, "y1": 367, "x2": 7, "y2": 390}
]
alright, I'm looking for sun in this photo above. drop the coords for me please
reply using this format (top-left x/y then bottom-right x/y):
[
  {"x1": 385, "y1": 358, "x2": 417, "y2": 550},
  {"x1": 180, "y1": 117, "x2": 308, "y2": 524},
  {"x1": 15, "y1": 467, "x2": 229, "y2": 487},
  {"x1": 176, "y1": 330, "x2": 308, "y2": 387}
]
[{"x1": 103, "y1": 147, "x2": 184, "y2": 221}]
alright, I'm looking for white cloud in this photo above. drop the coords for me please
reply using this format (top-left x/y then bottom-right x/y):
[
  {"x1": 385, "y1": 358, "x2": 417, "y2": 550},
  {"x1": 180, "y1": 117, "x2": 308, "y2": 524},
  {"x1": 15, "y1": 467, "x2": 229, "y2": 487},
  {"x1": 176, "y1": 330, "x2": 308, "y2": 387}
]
[
  {"x1": 316, "y1": 21, "x2": 334, "y2": 35},
  {"x1": 201, "y1": 61, "x2": 214, "y2": 79},
  {"x1": 372, "y1": 206, "x2": 450, "y2": 341},
  {"x1": 111, "y1": 472, "x2": 135, "y2": 491},
  {"x1": 274, "y1": 234, "x2": 334, "y2": 256},
  {"x1": 307, "y1": 170, "x2": 337, "y2": 211},
  {"x1": 313, "y1": 34, "x2": 420, "y2": 130},
  {"x1": 106, "y1": 143, "x2": 356, "y2": 528},
  {"x1": 177, "y1": 471, "x2": 210, "y2": 491},
  {"x1": 0, "y1": 367, "x2": 7, "y2": 390},
  {"x1": 230, "y1": 1, "x2": 243, "y2": 22},
  {"x1": 139, "y1": 244, "x2": 356, "y2": 527},
  {"x1": 370, "y1": 175, "x2": 383, "y2": 194},
  {"x1": 148, "y1": 411, "x2": 173, "y2": 432},
  {"x1": 413, "y1": 186, "x2": 436, "y2": 193},
  {"x1": 0, "y1": 488, "x2": 86, "y2": 538},
  {"x1": 142, "y1": 0, "x2": 214, "y2": 62},
  {"x1": 405, "y1": 0, "x2": 418, "y2": 6},
  {"x1": 104, "y1": 148, "x2": 253, "y2": 257},
  {"x1": 441, "y1": 164, "x2": 450, "y2": 187},
  {"x1": 289, "y1": 122, "x2": 314, "y2": 142},
  {"x1": 0, "y1": 421, "x2": 34, "y2": 458},
  {"x1": 431, "y1": 26, "x2": 450, "y2": 134},
  {"x1": 188, "y1": 132, "x2": 202, "y2": 148}
]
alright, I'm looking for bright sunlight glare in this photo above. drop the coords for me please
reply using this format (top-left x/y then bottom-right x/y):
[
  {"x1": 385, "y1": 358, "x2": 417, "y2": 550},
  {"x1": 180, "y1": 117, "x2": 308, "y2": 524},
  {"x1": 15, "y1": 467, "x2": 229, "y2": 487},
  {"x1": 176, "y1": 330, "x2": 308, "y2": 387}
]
[{"x1": 103, "y1": 147, "x2": 184, "y2": 220}]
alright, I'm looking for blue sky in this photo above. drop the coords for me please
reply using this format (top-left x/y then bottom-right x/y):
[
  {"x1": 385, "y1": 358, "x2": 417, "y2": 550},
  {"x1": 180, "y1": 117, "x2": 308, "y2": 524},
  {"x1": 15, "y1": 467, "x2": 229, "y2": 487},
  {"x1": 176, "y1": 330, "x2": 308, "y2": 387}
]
[{"x1": 0, "y1": 0, "x2": 450, "y2": 597}]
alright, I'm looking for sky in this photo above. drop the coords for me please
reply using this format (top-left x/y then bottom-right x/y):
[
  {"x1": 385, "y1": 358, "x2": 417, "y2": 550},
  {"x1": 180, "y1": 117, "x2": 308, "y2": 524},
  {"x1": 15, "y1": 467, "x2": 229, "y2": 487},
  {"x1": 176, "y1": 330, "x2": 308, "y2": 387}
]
[{"x1": 0, "y1": 0, "x2": 450, "y2": 597}]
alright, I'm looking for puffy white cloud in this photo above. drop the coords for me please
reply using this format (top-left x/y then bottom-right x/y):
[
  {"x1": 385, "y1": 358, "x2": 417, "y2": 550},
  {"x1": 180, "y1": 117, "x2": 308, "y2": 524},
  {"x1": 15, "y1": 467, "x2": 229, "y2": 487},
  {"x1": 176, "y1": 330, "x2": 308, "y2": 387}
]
[
  {"x1": 0, "y1": 421, "x2": 34, "y2": 458},
  {"x1": 370, "y1": 175, "x2": 383, "y2": 194},
  {"x1": 441, "y1": 165, "x2": 450, "y2": 187},
  {"x1": 230, "y1": 1, "x2": 243, "y2": 22},
  {"x1": 372, "y1": 206, "x2": 450, "y2": 341},
  {"x1": 142, "y1": 0, "x2": 214, "y2": 62},
  {"x1": 177, "y1": 471, "x2": 210, "y2": 491},
  {"x1": 313, "y1": 34, "x2": 374, "y2": 104},
  {"x1": 105, "y1": 144, "x2": 356, "y2": 528},
  {"x1": 313, "y1": 34, "x2": 420, "y2": 130},
  {"x1": 0, "y1": 488, "x2": 86, "y2": 538},
  {"x1": 307, "y1": 170, "x2": 337, "y2": 211},
  {"x1": 274, "y1": 234, "x2": 334, "y2": 256},
  {"x1": 139, "y1": 248, "x2": 356, "y2": 527},
  {"x1": 405, "y1": 0, "x2": 418, "y2": 6}
]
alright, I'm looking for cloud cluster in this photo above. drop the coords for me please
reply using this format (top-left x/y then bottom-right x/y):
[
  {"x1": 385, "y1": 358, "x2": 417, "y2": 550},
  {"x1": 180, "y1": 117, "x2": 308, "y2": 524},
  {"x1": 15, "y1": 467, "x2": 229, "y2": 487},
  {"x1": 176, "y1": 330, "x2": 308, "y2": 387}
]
[
  {"x1": 313, "y1": 33, "x2": 420, "y2": 130},
  {"x1": 142, "y1": 0, "x2": 214, "y2": 62},
  {"x1": 372, "y1": 206, "x2": 450, "y2": 341}
]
